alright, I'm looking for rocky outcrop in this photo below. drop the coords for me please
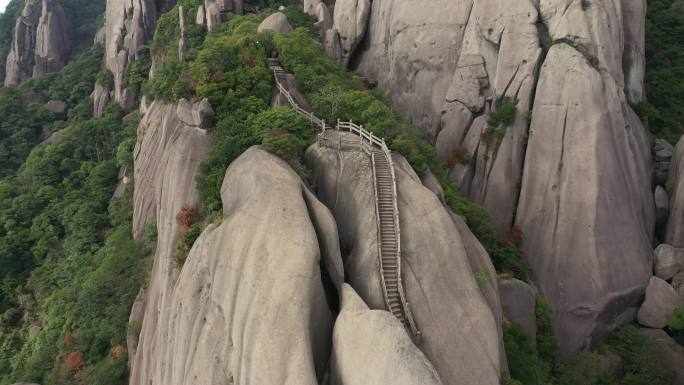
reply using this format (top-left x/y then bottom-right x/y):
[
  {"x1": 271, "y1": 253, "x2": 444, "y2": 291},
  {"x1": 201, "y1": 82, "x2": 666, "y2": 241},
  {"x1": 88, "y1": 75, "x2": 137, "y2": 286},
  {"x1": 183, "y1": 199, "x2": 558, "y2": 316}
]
[
  {"x1": 130, "y1": 145, "x2": 344, "y2": 385},
  {"x1": 331, "y1": 284, "x2": 443, "y2": 385},
  {"x1": 33, "y1": 0, "x2": 70, "y2": 77},
  {"x1": 5, "y1": 0, "x2": 38, "y2": 87},
  {"x1": 91, "y1": 82, "x2": 112, "y2": 118},
  {"x1": 349, "y1": 0, "x2": 652, "y2": 356},
  {"x1": 667, "y1": 137, "x2": 684, "y2": 247},
  {"x1": 257, "y1": 12, "x2": 292, "y2": 34},
  {"x1": 515, "y1": 2, "x2": 654, "y2": 355},
  {"x1": 104, "y1": 0, "x2": 157, "y2": 106},
  {"x1": 637, "y1": 277, "x2": 683, "y2": 329},
  {"x1": 498, "y1": 277, "x2": 537, "y2": 342},
  {"x1": 305, "y1": 135, "x2": 503, "y2": 385},
  {"x1": 204, "y1": 0, "x2": 243, "y2": 31},
  {"x1": 331, "y1": 0, "x2": 369, "y2": 65},
  {"x1": 176, "y1": 98, "x2": 214, "y2": 129}
]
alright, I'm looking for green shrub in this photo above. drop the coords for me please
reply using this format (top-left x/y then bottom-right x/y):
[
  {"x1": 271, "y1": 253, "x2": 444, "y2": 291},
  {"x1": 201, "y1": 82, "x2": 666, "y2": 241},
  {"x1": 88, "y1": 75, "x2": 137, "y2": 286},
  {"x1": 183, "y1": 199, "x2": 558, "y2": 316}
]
[
  {"x1": 554, "y1": 352, "x2": 615, "y2": 385},
  {"x1": 610, "y1": 326, "x2": 674, "y2": 385},
  {"x1": 668, "y1": 307, "x2": 684, "y2": 346},
  {"x1": 535, "y1": 297, "x2": 558, "y2": 365},
  {"x1": 504, "y1": 324, "x2": 550, "y2": 385},
  {"x1": 485, "y1": 97, "x2": 517, "y2": 147}
]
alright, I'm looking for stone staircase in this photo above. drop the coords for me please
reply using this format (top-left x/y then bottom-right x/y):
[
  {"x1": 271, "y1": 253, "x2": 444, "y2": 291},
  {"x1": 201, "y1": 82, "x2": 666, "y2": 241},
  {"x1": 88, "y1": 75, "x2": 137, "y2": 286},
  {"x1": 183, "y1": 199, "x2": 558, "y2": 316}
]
[{"x1": 269, "y1": 58, "x2": 419, "y2": 339}]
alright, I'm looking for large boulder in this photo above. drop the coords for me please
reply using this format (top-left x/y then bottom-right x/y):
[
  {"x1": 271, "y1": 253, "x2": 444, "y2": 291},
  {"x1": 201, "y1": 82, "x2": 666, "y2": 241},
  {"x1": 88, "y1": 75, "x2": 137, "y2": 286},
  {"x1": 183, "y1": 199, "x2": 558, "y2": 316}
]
[
  {"x1": 204, "y1": 0, "x2": 243, "y2": 31},
  {"x1": 305, "y1": 133, "x2": 503, "y2": 385},
  {"x1": 257, "y1": 12, "x2": 292, "y2": 34},
  {"x1": 4, "y1": 0, "x2": 38, "y2": 87},
  {"x1": 332, "y1": 0, "x2": 370, "y2": 65},
  {"x1": 654, "y1": 244, "x2": 684, "y2": 281},
  {"x1": 331, "y1": 284, "x2": 443, "y2": 385},
  {"x1": 130, "y1": 146, "x2": 344, "y2": 384},
  {"x1": 33, "y1": 0, "x2": 70, "y2": 77},
  {"x1": 637, "y1": 277, "x2": 684, "y2": 329},
  {"x1": 498, "y1": 277, "x2": 537, "y2": 342},
  {"x1": 514, "y1": 1, "x2": 653, "y2": 355},
  {"x1": 45, "y1": 99, "x2": 68, "y2": 120}
]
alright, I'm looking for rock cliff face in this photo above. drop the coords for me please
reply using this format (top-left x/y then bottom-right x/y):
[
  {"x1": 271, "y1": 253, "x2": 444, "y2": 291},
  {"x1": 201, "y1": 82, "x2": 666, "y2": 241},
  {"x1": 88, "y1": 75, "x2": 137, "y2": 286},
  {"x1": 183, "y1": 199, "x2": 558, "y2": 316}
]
[
  {"x1": 305, "y1": 134, "x2": 503, "y2": 385},
  {"x1": 348, "y1": 0, "x2": 653, "y2": 356},
  {"x1": 104, "y1": 0, "x2": 158, "y2": 106},
  {"x1": 4, "y1": 0, "x2": 38, "y2": 87},
  {"x1": 131, "y1": 141, "x2": 344, "y2": 384},
  {"x1": 33, "y1": 0, "x2": 70, "y2": 77}
]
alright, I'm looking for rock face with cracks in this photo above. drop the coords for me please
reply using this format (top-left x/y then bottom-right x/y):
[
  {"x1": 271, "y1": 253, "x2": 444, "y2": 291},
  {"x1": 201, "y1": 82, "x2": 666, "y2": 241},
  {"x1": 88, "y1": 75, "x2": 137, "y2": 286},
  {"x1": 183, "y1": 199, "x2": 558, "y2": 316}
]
[
  {"x1": 104, "y1": 0, "x2": 158, "y2": 106},
  {"x1": 130, "y1": 141, "x2": 345, "y2": 384},
  {"x1": 305, "y1": 135, "x2": 503, "y2": 385},
  {"x1": 33, "y1": 0, "x2": 70, "y2": 77},
  {"x1": 4, "y1": 0, "x2": 38, "y2": 87}
]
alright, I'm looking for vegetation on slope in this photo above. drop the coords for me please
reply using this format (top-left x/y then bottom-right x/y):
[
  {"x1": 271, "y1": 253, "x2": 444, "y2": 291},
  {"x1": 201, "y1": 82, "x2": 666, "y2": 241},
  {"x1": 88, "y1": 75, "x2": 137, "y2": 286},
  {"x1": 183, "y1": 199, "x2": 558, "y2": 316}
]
[
  {"x1": 0, "y1": 45, "x2": 152, "y2": 383},
  {"x1": 635, "y1": 0, "x2": 684, "y2": 143}
]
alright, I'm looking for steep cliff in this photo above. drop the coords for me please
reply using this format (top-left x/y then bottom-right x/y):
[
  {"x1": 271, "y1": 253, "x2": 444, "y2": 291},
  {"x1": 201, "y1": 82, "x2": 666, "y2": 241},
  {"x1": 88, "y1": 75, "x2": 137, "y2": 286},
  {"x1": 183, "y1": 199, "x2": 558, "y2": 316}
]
[
  {"x1": 33, "y1": 0, "x2": 70, "y2": 77},
  {"x1": 347, "y1": 0, "x2": 653, "y2": 356},
  {"x1": 131, "y1": 141, "x2": 344, "y2": 384}
]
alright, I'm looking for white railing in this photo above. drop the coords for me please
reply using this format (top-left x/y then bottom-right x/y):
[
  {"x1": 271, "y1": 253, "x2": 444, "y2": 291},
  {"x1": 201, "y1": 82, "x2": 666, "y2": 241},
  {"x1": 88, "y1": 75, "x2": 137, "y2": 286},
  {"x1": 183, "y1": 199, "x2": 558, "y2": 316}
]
[{"x1": 270, "y1": 62, "x2": 419, "y2": 339}]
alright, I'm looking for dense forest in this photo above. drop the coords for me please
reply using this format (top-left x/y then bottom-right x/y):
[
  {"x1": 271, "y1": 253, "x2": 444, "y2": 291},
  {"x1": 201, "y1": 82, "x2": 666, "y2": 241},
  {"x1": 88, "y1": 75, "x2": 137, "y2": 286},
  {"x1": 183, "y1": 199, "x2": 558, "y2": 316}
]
[{"x1": 0, "y1": 0, "x2": 678, "y2": 384}]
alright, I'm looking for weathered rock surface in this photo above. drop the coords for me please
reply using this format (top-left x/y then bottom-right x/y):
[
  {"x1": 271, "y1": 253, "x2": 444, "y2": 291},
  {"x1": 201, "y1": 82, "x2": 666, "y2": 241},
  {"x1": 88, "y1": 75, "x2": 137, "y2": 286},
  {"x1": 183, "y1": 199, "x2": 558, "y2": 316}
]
[
  {"x1": 515, "y1": 28, "x2": 653, "y2": 357},
  {"x1": 204, "y1": 0, "x2": 242, "y2": 31},
  {"x1": 654, "y1": 244, "x2": 684, "y2": 281},
  {"x1": 130, "y1": 145, "x2": 344, "y2": 385},
  {"x1": 656, "y1": 185, "x2": 670, "y2": 226},
  {"x1": 667, "y1": 137, "x2": 684, "y2": 247},
  {"x1": 91, "y1": 82, "x2": 111, "y2": 118},
  {"x1": 257, "y1": 12, "x2": 292, "y2": 34},
  {"x1": 331, "y1": 284, "x2": 444, "y2": 385},
  {"x1": 637, "y1": 277, "x2": 684, "y2": 329},
  {"x1": 332, "y1": 0, "x2": 369, "y2": 65},
  {"x1": 33, "y1": 0, "x2": 70, "y2": 77},
  {"x1": 5, "y1": 0, "x2": 38, "y2": 87},
  {"x1": 498, "y1": 277, "x2": 537, "y2": 342},
  {"x1": 313, "y1": 2, "x2": 332, "y2": 36},
  {"x1": 104, "y1": 0, "x2": 157, "y2": 105},
  {"x1": 176, "y1": 98, "x2": 214, "y2": 129},
  {"x1": 324, "y1": 28, "x2": 341, "y2": 62},
  {"x1": 350, "y1": 0, "x2": 652, "y2": 356},
  {"x1": 306, "y1": 134, "x2": 503, "y2": 385}
]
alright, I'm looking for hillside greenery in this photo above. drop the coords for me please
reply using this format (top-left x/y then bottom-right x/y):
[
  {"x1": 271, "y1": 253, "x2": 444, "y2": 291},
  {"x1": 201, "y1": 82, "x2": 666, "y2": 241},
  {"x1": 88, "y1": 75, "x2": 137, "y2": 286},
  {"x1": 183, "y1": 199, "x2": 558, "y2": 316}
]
[
  {"x1": 635, "y1": 0, "x2": 684, "y2": 143},
  {"x1": 0, "y1": 41, "x2": 152, "y2": 382}
]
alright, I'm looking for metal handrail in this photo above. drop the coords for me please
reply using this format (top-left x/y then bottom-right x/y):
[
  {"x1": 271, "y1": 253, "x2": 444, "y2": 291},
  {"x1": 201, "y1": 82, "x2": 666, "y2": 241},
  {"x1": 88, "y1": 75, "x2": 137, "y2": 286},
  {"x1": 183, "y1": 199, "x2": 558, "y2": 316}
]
[{"x1": 270, "y1": 62, "x2": 419, "y2": 339}]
